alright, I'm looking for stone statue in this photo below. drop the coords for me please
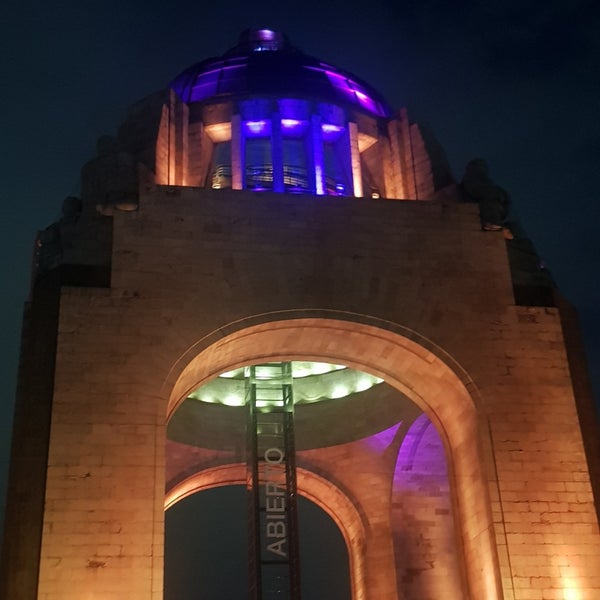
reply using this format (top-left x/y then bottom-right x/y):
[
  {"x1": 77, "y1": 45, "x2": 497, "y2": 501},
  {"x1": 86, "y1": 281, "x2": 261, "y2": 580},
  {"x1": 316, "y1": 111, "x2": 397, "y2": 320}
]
[
  {"x1": 35, "y1": 197, "x2": 82, "y2": 274},
  {"x1": 461, "y1": 159, "x2": 510, "y2": 231}
]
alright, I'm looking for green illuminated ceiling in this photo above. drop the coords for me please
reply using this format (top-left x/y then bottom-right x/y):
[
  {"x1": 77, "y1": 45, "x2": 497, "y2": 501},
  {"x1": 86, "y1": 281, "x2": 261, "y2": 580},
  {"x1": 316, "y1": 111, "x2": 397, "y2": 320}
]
[{"x1": 187, "y1": 362, "x2": 383, "y2": 407}]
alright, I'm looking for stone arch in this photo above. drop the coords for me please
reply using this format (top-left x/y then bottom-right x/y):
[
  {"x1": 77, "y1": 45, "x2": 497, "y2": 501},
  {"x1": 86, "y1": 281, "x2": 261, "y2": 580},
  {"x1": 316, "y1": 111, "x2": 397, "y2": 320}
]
[
  {"x1": 165, "y1": 465, "x2": 367, "y2": 600},
  {"x1": 392, "y1": 413, "x2": 467, "y2": 598},
  {"x1": 163, "y1": 310, "x2": 504, "y2": 599}
]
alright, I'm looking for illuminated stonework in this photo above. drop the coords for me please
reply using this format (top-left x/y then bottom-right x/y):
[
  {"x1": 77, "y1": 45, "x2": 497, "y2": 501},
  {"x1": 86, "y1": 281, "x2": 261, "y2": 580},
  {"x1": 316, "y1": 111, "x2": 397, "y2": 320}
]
[
  {"x1": 2, "y1": 27, "x2": 600, "y2": 600},
  {"x1": 186, "y1": 362, "x2": 383, "y2": 407},
  {"x1": 155, "y1": 29, "x2": 435, "y2": 200}
]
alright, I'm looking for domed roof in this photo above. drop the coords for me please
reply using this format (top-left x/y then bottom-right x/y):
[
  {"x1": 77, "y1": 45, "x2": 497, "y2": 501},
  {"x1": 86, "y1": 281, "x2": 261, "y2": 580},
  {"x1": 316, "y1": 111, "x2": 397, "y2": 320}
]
[{"x1": 170, "y1": 29, "x2": 392, "y2": 118}]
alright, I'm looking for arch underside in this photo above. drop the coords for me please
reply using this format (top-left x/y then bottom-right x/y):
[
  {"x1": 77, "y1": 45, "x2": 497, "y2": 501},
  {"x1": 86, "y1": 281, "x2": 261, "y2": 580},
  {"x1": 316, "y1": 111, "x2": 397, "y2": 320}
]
[
  {"x1": 166, "y1": 466, "x2": 367, "y2": 600},
  {"x1": 164, "y1": 312, "x2": 504, "y2": 600}
]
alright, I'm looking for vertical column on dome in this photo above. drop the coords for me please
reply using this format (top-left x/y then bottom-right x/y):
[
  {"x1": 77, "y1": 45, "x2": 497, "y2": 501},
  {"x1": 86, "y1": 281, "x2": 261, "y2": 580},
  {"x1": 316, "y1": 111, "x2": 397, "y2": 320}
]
[
  {"x1": 385, "y1": 118, "x2": 403, "y2": 199},
  {"x1": 155, "y1": 102, "x2": 169, "y2": 185},
  {"x1": 231, "y1": 113, "x2": 244, "y2": 190},
  {"x1": 271, "y1": 112, "x2": 284, "y2": 193},
  {"x1": 178, "y1": 100, "x2": 189, "y2": 186},
  {"x1": 311, "y1": 114, "x2": 325, "y2": 195},
  {"x1": 399, "y1": 109, "x2": 418, "y2": 199},
  {"x1": 187, "y1": 120, "x2": 205, "y2": 187},
  {"x1": 167, "y1": 90, "x2": 189, "y2": 186},
  {"x1": 167, "y1": 91, "x2": 177, "y2": 185},
  {"x1": 155, "y1": 91, "x2": 184, "y2": 186},
  {"x1": 348, "y1": 122, "x2": 363, "y2": 197},
  {"x1": 377, "y1": 134, "x2": 393, "y2": 199},
  {"x1": 408, "y1": 122, "x2": 434, "y2": 200}
]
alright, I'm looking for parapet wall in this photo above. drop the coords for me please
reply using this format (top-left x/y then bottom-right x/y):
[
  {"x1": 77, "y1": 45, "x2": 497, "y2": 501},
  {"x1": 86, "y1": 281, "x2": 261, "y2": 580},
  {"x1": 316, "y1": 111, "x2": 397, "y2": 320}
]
[{"x1": 2, "y1": 185, "x2": 599, "y2": 600}]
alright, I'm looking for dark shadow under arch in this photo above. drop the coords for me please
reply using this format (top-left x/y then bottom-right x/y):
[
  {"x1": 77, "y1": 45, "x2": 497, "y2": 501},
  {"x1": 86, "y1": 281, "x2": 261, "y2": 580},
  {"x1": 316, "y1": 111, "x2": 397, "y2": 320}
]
[{"x1": 164, "y1": 486, "x2": 351, "y2": 599}]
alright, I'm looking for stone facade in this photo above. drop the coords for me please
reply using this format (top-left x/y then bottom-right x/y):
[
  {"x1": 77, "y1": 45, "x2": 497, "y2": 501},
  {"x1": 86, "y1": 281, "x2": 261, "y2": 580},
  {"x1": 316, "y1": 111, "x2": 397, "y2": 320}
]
[
  {"x1": 2, "y1": 29, "x2": 599, "y2": 599},
  {"x1": 2, "y1": 181, "x2": 599, "y2": 599}
]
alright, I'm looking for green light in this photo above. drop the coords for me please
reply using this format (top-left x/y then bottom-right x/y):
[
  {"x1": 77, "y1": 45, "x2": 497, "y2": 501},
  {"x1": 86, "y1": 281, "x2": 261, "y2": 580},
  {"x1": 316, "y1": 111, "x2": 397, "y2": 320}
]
[
  {"x1": 355, "y1": 378, "x2": 373, "y2": 392},
  {"x1": 219, "y1": 368, "x2": 244, "y2": 378},
  {"x1": 330, "y1": 385, "x2": 349, "y2": 399},
  {"x1": 222, "y1": 393, "x2": 244, "y2": 406},
  {"x1": 189, "y1": 362, "x2": 385, "y2": 407}
]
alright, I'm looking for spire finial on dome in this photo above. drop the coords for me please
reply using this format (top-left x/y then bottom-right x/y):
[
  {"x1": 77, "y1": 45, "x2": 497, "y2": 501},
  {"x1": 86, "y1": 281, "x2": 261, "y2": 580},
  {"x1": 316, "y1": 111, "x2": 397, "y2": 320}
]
[{"x1": 238, "y1": 28, "x2": 287, "y2": 52}]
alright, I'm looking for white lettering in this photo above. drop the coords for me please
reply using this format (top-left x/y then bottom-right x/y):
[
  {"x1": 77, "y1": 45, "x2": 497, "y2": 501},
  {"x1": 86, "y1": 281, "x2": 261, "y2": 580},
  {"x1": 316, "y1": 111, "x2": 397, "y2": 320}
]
[
  {"x1": 266, "y1": 521, "x2": 286, "y2": 538},
  {"x1": 266, "y1": 495, "x2": 285, "y2": 512},
  {"x1": 266, "y1": 481, "x2": 285, "y2": 496},
  {"x1": 265, "y1": 447, "x2": 284, "y2": 463},
  {"x1": 262, "y1": 446, "x2": 288, "y2": 558},
  {"x1": 267, "y1": 539, "x2": 287, "y2": 557}
]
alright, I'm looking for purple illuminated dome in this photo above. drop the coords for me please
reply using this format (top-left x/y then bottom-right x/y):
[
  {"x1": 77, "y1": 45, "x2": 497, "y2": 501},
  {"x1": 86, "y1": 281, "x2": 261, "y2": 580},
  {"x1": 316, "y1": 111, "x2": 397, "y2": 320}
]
[
  {"x1": 163, "y1": 29, "x2": 404, "y2": 197},
  {"x1": 171, "y1": 29, "x2": 392, "y2": 118}
]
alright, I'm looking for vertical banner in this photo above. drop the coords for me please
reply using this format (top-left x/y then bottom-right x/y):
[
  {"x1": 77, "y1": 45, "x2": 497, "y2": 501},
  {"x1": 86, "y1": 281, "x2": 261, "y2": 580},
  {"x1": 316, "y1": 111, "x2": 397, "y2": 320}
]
[{"x1": 247, "y1": 363, "x2": 301, "y2": 600}]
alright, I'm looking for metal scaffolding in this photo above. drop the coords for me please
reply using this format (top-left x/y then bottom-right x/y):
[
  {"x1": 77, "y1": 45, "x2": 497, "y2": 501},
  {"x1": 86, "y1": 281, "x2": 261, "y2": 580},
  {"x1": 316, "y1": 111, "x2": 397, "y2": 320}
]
[{"x1": 247, "y1": 362, "x2": 301, "y2": 600}]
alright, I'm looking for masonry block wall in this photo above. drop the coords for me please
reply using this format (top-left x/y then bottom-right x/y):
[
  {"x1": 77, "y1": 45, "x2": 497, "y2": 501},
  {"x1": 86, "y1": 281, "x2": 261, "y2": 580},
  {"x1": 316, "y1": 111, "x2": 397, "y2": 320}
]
[
  {"x1": 0, "y1": 274, "x2": 62, "y2": 600},
  {"x1": 2, "y1": 182, "x2": 600, "y2": 600},
  {"x1": 4, "y1": 27, "x2": 598, "y2": 599}
]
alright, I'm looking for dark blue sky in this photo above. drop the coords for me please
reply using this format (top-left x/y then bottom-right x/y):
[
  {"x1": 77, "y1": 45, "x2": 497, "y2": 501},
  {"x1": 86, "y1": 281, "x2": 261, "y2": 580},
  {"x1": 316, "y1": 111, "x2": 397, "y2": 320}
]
[
  {"x1": 1, "y1": 0, "x2": 599, "y2": 584},
  {"x1": 165, "y1": 487, "x2": 350, "y2": 598}
]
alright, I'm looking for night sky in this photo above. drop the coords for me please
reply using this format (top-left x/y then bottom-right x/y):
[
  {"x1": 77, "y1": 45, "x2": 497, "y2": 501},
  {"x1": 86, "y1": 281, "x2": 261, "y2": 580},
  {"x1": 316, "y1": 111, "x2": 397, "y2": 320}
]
[{"x1": 1, "y1": 0, "x2": 599, "y2": 595}]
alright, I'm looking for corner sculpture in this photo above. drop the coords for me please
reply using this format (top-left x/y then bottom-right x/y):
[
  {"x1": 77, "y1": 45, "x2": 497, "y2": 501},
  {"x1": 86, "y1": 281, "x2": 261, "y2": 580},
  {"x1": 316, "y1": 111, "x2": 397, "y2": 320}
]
[{"x1": 461, "y1": 158, "x2": 510, "y2": 231}]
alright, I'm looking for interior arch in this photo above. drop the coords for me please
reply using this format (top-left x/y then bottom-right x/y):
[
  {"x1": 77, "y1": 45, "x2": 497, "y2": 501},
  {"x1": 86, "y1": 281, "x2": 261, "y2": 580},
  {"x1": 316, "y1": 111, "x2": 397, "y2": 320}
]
[
  {"x1": 163, "y1": 312, "x2": 504, "y2": 599},
  {"x1": 166, "y1": 465, "x2": 366, "y2": 600}
]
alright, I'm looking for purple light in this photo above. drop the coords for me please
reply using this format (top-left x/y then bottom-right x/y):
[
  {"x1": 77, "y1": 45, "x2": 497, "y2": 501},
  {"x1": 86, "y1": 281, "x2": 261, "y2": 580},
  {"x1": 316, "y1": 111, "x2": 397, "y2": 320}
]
[
  {"x1": 281, "y1": 119, "x2": 307, "y2": 136},
  {"x1": 321, "y1": 123, "x2": 343, "y2": 134},
  {"x1": 247, "y1": 29, "x2": 285, "y2": 52},
  {"x1": 279, "y1": 98, "x2": 310, "y2": 121},
  {"x1": 323, "y1": 70, "x2": 355, "y2": 103},
  {"x1": 304, "y1": 65, "x2": 388, "y2": 117},
  {"x1": 364, "y1": 422, "x2": 402, "y2": 452},
  {"x1": 326, "y1": 71, "x2": 379, "y2": 114},
  {"x1": 244, "y1": 120, "x2": 271, "y2": 137},
  {"x1": 186, "y1": 64, "x2": 246, "y2": 103},
  {"x1": 281, "y1": 118, "x2": 301, "y2": 128},
  {"x1": 313, "y1": 116, "x2": 325, "y2": 195},
  {"x1": 354, "y1": 89, "x2": 379, "y2": 114},
  {"x1": 393, "y1": 414, "x2": 448, "y2": 489},
  {"x1": 314, "y1": 164, "x2": 325, "y2": 195},
  {"x1": 257, "y1": 29, "x2": 276, "y2": 41},
  {"x1": 321, "y1": 123, "x2": 344, "y2": 143}
]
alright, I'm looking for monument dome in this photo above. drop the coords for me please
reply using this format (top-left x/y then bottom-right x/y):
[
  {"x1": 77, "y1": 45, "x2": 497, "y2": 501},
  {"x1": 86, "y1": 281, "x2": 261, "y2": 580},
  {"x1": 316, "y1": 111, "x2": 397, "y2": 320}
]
[{"x1": 171, "y1": 28, "x2": 391, "y2": 118}]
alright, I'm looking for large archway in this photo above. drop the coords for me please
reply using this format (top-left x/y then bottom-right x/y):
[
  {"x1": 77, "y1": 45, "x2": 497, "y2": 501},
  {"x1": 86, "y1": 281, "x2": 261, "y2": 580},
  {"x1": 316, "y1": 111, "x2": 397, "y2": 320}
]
[
  {"x1": 163, "y1": 312, "x2": 504, "y2": 599},
  {"x1": 164, "y1": 485, "x2": 352, "y2": 599},
  {"x1": 166, "y1": 466, "x2": 365, "y2": 599}
]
